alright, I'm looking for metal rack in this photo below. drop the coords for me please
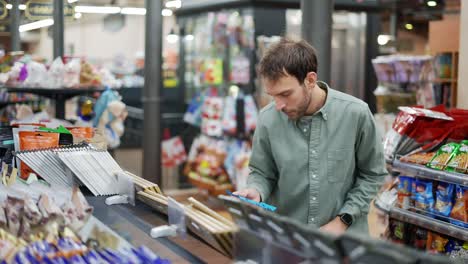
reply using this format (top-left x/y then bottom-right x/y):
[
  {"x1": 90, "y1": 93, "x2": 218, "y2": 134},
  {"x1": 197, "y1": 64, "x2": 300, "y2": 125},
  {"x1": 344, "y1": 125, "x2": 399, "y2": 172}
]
[
  {"x1": 392, "y1": 159, "x2": 468, "y2": 186},
  {"x1": 4, "y1": 86, "x2": 111, "y2": 119},
  {"x1": 389, "y1": 207, "x2": 468, "y2": 242},
  {"x1": 379, "y1": 158, "x2": 468, "y2": 246},
  {"x1": 219, "y1": 195, "x2": 450, "y2": 264}
]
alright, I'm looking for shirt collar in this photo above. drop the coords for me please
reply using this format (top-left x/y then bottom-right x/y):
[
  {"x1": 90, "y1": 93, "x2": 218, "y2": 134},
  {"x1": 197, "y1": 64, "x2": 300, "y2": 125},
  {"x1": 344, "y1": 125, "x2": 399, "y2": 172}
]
[
  {"x1": 295, "y1": 81, "x2": 331, "y2": 126},
  {"x1": 316, "y1": 81, "x2": 331, "y2": 121}
]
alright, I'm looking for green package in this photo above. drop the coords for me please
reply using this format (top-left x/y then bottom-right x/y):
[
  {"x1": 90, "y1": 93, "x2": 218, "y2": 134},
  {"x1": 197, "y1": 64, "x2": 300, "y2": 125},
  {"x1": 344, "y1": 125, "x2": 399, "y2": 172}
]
[
  {"x1": 446, "y1": 140, "x2": 468, "y2": 174},
  {"x1": 427, "y1": 142, "x2": 460, "y2": 170}
]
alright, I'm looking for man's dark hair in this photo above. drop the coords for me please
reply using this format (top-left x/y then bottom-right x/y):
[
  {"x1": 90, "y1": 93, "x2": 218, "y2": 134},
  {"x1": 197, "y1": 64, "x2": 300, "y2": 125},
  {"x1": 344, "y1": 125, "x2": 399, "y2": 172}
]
[{"x1": 258, "y1": 38, "x2": 318, "y2": 84}]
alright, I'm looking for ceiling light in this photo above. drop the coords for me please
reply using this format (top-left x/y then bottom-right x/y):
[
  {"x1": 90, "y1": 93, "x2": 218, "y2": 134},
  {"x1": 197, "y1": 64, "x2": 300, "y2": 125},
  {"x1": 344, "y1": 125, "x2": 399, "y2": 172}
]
[
  {"x1": 165, "y1": 0, "x2": 182, "y2": 9},
  {"x1": 5, "y1": 4, "x2": 12, "y2": 9},
  {"x1": 162, "y1": 8, "x2": 173, "y2": 16},
  {"x1": 74, "y1": 12, "x2": 82, "y2": 19},
  {"x1": 75, "y1": 5, "x2": 121, "y2": 14},
  {"x1": 121, "y1": 7, "x2": 146, "y2": 15},
  {"x1": 377, "y1": 34, "x2": 392, "y2": 46},
  {"x1": 19, "y1": 19, "x2": 54, "y2": 33},
  {"x1": 184, "y1": 34, "x2": 194, "y2": 41},
  {"x1": 405, "y1": 23, "x2": 414, "y2": 30},
  {"x1": 68, "y1": 0, "x2": 79, "y2": 3},
  {"x1": 19, "y1": 4, "x2": 26, "y2": 10},
  {"x1": 427, "y1": 1, "x2": 437, "y2": 7}
]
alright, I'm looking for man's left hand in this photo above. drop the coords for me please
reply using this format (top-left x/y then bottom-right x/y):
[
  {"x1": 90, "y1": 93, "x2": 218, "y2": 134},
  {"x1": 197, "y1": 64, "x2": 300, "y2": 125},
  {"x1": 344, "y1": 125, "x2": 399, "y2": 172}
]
[{"x1": 319, "y1": 216, "x2": 348, "y2": 236}]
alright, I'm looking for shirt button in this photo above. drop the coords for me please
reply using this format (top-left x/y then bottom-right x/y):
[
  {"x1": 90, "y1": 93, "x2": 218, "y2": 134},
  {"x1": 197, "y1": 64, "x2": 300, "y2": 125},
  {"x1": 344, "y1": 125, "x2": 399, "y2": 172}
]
[
  {"x1": 312, "y1": 174, "x2": 317, "y2": 179},
  {"x1": 312, "y1": 197, "x2": 316, "y2": 201},
  {"x1": 311, "y1": 218, "x2": 315, "y2": 222},
  {"x1": 303, "y1": 128, "x2": 307, "y2": 132},
  {"x1": 311, "y1": 150, "x2": 316, "y2": 155}
]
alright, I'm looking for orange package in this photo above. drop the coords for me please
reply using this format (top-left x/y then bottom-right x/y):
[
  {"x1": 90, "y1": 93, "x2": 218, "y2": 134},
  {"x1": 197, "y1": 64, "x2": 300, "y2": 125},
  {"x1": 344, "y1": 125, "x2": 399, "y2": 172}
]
[
  {"x1": 18, "y1": 131, "x2": 59, "y2": 179},
  {"x1": 66, "y1": 127, "x2": 95, "y2": 142}
]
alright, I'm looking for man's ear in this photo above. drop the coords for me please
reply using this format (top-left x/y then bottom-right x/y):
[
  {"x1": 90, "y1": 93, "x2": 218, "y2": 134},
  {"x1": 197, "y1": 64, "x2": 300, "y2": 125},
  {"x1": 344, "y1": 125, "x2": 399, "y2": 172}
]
[{"x1": 304, "y1": 72, "x2": 317, "y2": 87}]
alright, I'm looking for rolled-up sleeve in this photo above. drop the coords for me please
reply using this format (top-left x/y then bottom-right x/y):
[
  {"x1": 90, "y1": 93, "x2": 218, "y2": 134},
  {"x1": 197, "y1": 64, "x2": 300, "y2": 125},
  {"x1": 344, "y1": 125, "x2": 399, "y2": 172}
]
[
  {"x1": 246, "y1": 113, "x2": 278, "y2": 201},
  {"x1": 338, "y1": 105, "x2": 387, "y2": 221}
]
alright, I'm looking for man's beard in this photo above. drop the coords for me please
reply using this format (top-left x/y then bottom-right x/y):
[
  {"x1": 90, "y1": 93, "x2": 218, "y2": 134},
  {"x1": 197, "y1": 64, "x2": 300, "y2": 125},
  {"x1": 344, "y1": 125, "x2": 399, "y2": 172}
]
[{"x1": 283, "y1": 86, "x2": 312, "y2": 120}]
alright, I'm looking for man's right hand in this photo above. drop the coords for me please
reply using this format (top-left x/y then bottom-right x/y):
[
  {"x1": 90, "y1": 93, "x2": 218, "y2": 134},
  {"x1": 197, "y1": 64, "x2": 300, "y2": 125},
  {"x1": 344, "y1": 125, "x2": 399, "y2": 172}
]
[{"x1": 233, "y1": 188, "x2": 261, "y2": 202}]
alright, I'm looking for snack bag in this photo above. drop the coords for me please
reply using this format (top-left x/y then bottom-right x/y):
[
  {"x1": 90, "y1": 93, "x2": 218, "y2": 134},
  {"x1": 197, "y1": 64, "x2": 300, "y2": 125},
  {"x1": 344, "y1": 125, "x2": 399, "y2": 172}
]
[
  {"x1": 412, "y1": 227, "x2": 428, "y2": 251},
  {"x1": 414, "y1": 179, "x2": 435, "y2": 213},
  {"x1": 162, "y1": 136, "x2": 187, "y2": 168},
  {"x1": 389, "y1": 219, "x2": 408, "y2": 244},
  {"x1": 433, "y1": 182, "x2": 455, "y2": 217},
  {"x1": 446, "y1": 140, "x2": 468, "y2": 174},
  {"x1": 426, "y1": 232, "x2": 449, "y2": 254},
  {"x1": 427, "y1": 142, "x2": 460, "y2": 170},
  {"x1": 450, "y1": 185, "x2": 468, "y2": 228},
  {"x1": 184, "y1": 92, "x2": 205, "y2": 127},
  {"x1": 201, "y1": 96, "x2": 224, "y2": 137},
  {"x1": 18, "y1": 131, "x2": 59, "y2": 179},
  {"x1": 400, "y1": 152, "x2": 435, "y2": 165},
  {"x1": 445, "y1": 239, "x2": 464, "y2": 254},
  {"x1": 397, "y1": 176, "x2": 413, "y2": 209}
]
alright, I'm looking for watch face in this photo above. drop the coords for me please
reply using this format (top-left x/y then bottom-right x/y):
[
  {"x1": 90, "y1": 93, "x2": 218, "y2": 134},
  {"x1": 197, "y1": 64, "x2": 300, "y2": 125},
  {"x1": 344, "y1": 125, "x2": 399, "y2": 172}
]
[{"x1": 341, "y1": 214, "x2": 353, "y2": 226}]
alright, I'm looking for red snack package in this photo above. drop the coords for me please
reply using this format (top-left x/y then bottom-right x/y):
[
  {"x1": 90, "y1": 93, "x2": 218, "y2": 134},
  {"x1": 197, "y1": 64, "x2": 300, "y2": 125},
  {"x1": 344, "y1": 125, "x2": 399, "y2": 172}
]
[{"x1": 18, "y1": 131, "x2": 59, "y2": 179}]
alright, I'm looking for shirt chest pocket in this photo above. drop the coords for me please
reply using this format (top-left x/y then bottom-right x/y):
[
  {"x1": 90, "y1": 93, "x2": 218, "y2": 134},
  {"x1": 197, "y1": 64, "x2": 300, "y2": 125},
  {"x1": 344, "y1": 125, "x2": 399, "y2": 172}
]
[{"x1": 327, "y1": 149, "x2": 353, "y2": 183}]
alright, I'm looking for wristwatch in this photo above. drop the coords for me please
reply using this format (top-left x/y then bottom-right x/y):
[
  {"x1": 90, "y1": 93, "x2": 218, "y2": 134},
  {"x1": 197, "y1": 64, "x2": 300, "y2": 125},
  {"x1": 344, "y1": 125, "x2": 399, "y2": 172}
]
[{"x1": 338, "y1": 213, "x2": 353, "y2": 227}]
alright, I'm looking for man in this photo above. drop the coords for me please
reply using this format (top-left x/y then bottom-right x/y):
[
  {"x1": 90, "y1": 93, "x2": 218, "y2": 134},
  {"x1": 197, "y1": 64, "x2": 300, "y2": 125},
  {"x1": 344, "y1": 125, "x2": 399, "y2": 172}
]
[{"x1": 234, "y1": 38, "x2": 387, "y2": 235}]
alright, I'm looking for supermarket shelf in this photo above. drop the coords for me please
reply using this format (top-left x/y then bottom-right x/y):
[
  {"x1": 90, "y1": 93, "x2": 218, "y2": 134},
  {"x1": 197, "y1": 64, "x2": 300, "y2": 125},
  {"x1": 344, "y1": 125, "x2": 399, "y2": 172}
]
[
  {"x1": 0, "y1": 100, "x2": 41, "y2": 108},
  {"x1": 4, "y1": 86, "x2": 113, "y2": 119},
  {"x1": 392, "y1": 159, "x2": 468, "y2": 186},
  {"x1": 433, "y1": 78, "x2": 457, "y2": 83},
  {"x1": 85, "y1": 195, "x2": 229, "y2": 263},
  {"x1": 389, "y1": 207, "x2": 468, "y2": 242},
  {"x1": 4, "y1": 86, "x2": 108, "y2": 99}
]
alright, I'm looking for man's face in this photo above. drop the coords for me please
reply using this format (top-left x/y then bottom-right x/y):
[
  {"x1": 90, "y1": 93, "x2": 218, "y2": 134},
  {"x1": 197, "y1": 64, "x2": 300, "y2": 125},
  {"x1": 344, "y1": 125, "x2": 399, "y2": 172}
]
[{"x1": 264, "y1": 75, "x2": 312, "y2": 120}]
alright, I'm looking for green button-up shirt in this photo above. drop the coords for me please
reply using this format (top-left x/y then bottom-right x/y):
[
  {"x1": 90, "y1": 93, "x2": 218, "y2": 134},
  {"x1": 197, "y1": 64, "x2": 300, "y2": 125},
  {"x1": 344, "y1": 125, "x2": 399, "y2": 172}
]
[{"x1": 247, "y1": 81, "x2": 387, "y2": 233}]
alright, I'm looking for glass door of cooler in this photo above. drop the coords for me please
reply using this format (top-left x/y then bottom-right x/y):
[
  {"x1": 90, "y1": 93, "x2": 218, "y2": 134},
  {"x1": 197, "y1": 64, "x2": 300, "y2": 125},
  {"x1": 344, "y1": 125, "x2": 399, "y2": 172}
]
[{"x1": 179, "y1": 9, "x2": 255, "y2": 103}]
